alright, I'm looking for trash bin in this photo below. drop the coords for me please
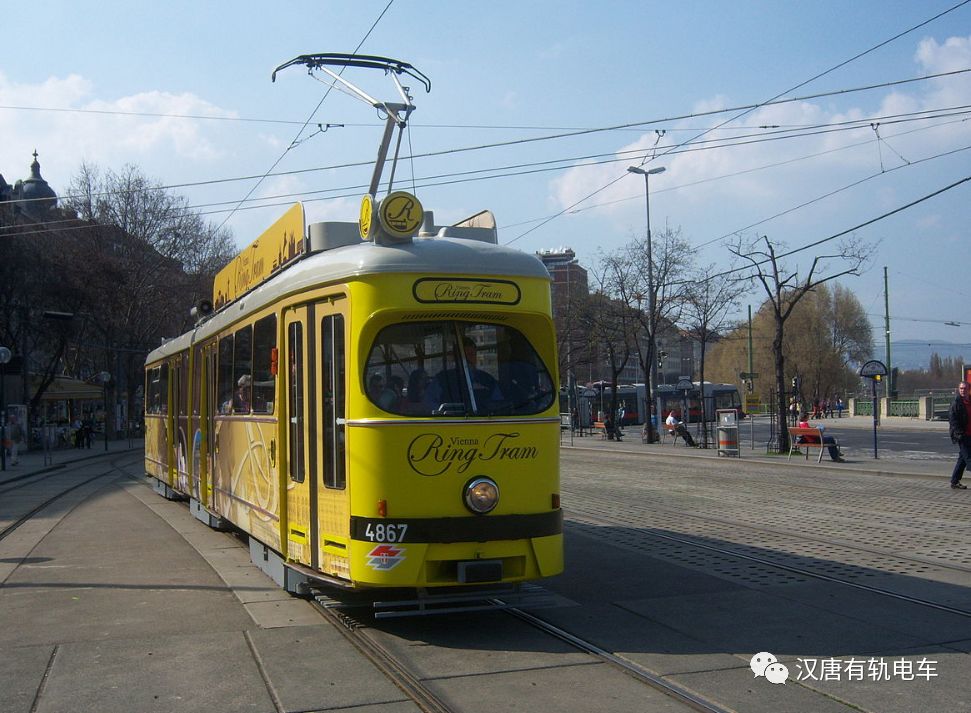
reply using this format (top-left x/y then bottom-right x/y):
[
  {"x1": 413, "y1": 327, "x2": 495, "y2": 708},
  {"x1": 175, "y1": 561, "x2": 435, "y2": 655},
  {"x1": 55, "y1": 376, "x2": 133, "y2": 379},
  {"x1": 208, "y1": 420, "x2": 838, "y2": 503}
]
[{"x1": 716, "y1": 409, "x2": 739, "y2": 457}]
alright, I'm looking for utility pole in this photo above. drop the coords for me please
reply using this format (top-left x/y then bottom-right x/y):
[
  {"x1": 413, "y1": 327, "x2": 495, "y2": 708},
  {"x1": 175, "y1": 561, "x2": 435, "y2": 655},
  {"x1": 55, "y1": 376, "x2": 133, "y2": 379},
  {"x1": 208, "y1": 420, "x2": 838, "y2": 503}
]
[
  {"x1": 747, "y1": 305, "x2": 753, "y2": 381},
  {"x1": 884, "y1": 267, "x2": 892, "y2": 399}
]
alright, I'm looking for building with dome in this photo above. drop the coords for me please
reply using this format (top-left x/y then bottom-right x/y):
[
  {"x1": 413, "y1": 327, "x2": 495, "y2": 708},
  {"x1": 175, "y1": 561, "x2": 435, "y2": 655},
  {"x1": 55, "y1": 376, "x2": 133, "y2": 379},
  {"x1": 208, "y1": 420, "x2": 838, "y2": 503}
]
[{"x1": 0, "y1": 150, "x2": 58, "y2": 223}]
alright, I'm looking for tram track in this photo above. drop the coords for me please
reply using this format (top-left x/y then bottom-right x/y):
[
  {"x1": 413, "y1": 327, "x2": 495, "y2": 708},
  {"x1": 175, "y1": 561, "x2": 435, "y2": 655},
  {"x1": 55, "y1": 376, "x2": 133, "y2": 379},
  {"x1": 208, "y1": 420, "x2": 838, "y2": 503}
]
[
  {"x1": 502, "y1": 606, "x2": 734, "y2": 713},
  {"x1": 0, "y1": 467, "x2": 68, "y2": 495},
  {"x1": 0, "y1": 454, "x2": 140, "y2": 543},
  {"x1": 309, "y1": 593, "x2": 455, "y2": 713}
]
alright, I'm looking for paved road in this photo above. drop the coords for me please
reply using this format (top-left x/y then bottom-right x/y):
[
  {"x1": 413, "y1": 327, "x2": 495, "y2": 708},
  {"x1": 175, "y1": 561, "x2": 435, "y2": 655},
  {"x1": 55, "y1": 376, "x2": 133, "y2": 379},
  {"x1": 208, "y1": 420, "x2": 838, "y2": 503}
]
[{"x1": 552, "y1": 443, "x2": 971, "y2": 712}]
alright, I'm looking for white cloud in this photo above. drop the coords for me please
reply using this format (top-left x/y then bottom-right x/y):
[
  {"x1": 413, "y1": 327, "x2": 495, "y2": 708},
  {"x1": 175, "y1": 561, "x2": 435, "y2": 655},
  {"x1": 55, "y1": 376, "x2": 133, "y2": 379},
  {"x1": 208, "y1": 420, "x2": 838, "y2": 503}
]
[
  {"x1": 0, "y1": 71, "x2": 239, "y2": 190},
  {"x1": 547, "y1": 34, "x2": 971, "y2": 230}
]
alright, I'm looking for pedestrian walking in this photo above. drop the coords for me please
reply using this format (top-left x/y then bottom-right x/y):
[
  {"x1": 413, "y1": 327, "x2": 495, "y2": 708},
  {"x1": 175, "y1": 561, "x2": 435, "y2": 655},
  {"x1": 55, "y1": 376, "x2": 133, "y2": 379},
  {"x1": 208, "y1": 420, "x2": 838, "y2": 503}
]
[
  {"x1": 788, "y1": 397, "x2": 799, "y2": 426},
  {"x1": 83, "y1": 417, "x2": 94, "y2": 449},
  {"x1": 604, "y1": 413, "x2": 622, "y2": 441},
  {"x1": 948, "y1": 381, "x2": 971, "y2": 489},
  {"x1": 4, "y1": 414, "x2": 22, "y2": 465}
]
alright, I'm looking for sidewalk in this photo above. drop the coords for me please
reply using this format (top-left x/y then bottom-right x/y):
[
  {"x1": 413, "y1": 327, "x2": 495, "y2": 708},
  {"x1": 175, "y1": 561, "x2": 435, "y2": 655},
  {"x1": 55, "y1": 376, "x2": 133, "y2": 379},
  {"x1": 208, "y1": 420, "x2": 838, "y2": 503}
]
[
  {"x1": 1, "y1": 436, "x2": 143, "y2": 478},
  {"x1": 561, "y1": 415, "x2": 951, "y2": 481}
]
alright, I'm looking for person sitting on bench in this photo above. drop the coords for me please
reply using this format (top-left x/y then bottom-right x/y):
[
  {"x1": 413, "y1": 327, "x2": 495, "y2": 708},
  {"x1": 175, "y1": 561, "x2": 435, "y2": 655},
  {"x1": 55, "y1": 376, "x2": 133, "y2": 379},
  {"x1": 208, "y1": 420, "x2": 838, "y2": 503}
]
[
  {"x1": 665, "y1": 410, "x2": 696, "y2": 447},
  {"x1": 796, "y1": 412, "x2": 845, "y2": 462}
]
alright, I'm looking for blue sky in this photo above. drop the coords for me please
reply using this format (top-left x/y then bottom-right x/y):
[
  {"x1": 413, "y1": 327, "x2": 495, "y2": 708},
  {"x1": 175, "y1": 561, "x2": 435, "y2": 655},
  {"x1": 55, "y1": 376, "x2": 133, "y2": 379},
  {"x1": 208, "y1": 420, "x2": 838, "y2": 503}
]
[{"x1": 3, "y1": 1, "x2": 970, "y2": 349}]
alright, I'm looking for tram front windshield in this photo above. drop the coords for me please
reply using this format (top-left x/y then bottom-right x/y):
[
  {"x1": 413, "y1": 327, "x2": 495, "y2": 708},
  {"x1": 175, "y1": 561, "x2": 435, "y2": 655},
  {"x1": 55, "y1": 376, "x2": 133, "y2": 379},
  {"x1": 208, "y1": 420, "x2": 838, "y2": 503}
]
[{"x1": 365, "y1": 322, "x2": 555, "y2": 417}]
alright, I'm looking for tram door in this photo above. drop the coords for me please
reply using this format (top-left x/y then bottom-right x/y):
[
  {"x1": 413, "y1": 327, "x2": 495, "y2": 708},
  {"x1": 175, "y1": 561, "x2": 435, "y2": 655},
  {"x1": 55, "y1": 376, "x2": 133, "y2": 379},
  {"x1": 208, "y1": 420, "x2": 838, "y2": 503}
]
[
  {"x1": 283, "y1": 299, "x2": 349, "y2": 574},
  {"x1": 200, "y1": 341, "x2": 218, "y2": 506}
]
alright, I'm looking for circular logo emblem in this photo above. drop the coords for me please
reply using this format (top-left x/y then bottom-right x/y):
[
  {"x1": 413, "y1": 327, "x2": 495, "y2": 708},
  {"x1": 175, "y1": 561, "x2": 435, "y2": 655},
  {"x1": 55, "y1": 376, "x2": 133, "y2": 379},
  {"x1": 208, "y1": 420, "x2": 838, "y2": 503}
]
[
  {"x1": 378, "y1": 191, "x2": 423, "y2": 239},
  {"x1": 359, "y1": 194, "x2": 374, "y2": 240}
]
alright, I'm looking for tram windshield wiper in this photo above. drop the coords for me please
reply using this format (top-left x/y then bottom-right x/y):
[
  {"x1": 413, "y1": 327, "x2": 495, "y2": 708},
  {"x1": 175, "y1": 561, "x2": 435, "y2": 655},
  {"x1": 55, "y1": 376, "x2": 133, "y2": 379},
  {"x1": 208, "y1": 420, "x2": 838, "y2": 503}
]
[{"x1": 435, "y1": 402, "x2": 467, "y2": 417}]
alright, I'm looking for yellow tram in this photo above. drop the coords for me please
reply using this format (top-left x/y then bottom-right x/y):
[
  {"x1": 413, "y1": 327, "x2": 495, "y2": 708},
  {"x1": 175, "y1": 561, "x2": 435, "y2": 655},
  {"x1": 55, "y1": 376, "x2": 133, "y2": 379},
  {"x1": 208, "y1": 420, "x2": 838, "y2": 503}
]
[{"x1": 144, "y1": 197, "x2": 564, "y2": 594}]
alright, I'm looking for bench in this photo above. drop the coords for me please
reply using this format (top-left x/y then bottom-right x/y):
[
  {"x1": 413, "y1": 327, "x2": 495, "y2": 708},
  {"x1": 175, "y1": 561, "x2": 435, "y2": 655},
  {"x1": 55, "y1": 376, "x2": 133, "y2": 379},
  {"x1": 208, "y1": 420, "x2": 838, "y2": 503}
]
[
  {"x1": 787, "y1": 427, "x2": 840, "y2": 463},
  {"x1": 593, "y1": 421, "x2": 607, "y2": 439}
]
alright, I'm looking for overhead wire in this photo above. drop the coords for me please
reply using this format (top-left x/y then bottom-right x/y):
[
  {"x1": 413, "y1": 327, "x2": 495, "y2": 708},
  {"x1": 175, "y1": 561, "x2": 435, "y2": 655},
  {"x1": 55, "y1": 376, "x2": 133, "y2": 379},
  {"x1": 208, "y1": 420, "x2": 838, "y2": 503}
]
[
  {"x1": 2, "y1": 66, "x2": 967, "y2": 132},
  {"x1": 3, "y1": 68, "x2": 968, "y2": 231},
  {"x1": 504, "y1": 0, "x2": 971, "y2": 245},
  {"x1": 4, "y1": 107, "x2": 970, "y2": 237},
  {"x1": 663, "y1": 174, "x2": 971, "y2": 288}
]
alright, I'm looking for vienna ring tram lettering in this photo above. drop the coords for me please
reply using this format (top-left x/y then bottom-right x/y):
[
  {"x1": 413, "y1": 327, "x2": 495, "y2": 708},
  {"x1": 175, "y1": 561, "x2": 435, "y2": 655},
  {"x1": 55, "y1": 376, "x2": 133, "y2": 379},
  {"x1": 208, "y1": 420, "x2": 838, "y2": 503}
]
[
  {"x1": 143, "y1": 53, "x2": 563, "y2": 597},
  {"x1": 407, "y1": 432, "x2": 538, "y2": 476}
]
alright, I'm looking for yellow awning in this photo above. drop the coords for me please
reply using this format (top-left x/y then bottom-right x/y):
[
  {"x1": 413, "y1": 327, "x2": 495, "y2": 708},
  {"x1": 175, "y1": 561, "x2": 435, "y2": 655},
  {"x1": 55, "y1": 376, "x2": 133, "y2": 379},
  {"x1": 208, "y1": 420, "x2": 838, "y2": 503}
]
[{"x1": 33, "y1": 376, "x2": 104, "y2": 401}]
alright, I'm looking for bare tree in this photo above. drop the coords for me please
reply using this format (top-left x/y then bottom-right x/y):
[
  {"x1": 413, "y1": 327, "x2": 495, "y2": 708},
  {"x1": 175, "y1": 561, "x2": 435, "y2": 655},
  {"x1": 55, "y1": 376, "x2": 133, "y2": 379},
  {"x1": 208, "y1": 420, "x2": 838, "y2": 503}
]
[
  {"x1": 583, "y1": 257, "x2": 640, "y2": 437},
  {"x1": 681, "y1": 265, "x2": 742, "y2": 447},
  {"x1": 67, "y1": 163, "x2": 236, "y2": 274},
  {"x1": 58, "y1": 164, "x2": 235, "y2": 432},
  {"x1": 728, "y1": 234, "x2": 868, "y2": 452},
  {"x1": 625, "y1": 226, "x2": 693, "y2": 441}
]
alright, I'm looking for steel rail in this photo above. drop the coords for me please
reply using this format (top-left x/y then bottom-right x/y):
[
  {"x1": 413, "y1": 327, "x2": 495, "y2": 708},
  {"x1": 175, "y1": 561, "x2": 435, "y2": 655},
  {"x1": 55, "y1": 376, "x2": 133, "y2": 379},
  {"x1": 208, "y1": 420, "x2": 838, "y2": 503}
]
[
  {"x1": 502, "y1": 606, "x2": 734, "y2": 713},
  {"x1": 0, "y1": 468, "x2": 64, "y2": 495},
  {"x1": 308, "y1": 594, "x2": 456, "y2": 713},
  {"x1": 0, "y1": 455, "x2": 137, "y2": 542}
]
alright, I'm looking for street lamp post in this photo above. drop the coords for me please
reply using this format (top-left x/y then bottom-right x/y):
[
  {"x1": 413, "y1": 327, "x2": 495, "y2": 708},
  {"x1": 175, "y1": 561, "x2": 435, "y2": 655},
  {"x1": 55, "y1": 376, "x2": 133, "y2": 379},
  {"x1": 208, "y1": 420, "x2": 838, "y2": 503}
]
[
  {"x1": 0, "y1": 346, "x2": 11, "y2": 471},
  {"x1": 627, "y1": 165, "x2": 666, "y2": 441}
]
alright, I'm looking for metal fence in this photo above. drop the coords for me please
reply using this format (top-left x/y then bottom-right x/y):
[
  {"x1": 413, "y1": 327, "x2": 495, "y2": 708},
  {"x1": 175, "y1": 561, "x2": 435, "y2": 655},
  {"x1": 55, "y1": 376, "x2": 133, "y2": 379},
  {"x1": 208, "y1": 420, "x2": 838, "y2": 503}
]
[
  {"x1": 854, "y1": 400, "x2": 873, "y2": 416},
  {"x1": 888, "y1": 399, "x2": 919, "y2": 417}
]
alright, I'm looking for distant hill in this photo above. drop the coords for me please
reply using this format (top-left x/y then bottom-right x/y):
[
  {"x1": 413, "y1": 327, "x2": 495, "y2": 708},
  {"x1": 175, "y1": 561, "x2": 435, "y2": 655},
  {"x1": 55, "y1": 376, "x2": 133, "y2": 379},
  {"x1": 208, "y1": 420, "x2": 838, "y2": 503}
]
[{"x1": 890, "y1": 340, "x2": 970, "y2": 371}]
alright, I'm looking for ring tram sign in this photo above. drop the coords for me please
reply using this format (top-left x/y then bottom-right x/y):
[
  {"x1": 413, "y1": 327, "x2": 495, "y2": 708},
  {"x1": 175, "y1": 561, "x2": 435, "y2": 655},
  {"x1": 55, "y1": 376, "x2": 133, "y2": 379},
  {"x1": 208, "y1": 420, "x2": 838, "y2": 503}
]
[{"x1": 859, "y1": 359, "x2": 888, "y2": 378}]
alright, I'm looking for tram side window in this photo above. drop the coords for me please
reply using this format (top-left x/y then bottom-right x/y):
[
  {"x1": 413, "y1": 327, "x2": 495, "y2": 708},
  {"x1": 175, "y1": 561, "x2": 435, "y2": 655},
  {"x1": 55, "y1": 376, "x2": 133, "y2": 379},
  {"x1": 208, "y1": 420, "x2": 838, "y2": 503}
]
[
  {"x1": 218, "y1": 336, "x2": 234, "y2": 414},
  {"x1": 252, "y1": 315, "x2": 276, "y2": 414},
  {"x1": 158, "y1": 363, "x2": 169, "y2": 415},
  {"x1": 146, "y1": 366, "x2": 166, "y2": 415},
  {"x1": 192, "y1": 344, "x2": 203, "y2": 416},
  {"x1": 233, "y1": 326, "x2": 253, "y2": 413},
  {"x1": 177, "y1": 354, "x2": 188, "y2": 417},
  {"x1": 287, "y1": 322, "x2": 305, "y2": 483}
]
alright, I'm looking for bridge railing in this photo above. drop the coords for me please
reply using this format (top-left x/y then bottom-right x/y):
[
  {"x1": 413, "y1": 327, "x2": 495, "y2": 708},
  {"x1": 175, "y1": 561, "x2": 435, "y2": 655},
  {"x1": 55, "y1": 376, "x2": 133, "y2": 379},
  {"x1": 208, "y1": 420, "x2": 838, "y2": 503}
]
[{"x1": 849, "y1": 395, "x2": 949, "y2": 420}]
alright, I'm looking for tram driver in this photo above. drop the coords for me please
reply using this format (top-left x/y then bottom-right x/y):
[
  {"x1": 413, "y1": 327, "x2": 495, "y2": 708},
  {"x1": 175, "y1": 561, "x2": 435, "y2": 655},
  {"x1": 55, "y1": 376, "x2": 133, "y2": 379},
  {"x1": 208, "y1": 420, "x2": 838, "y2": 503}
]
[{"x1": 426, "y1": 337, "x2": 503, "y2": 413}]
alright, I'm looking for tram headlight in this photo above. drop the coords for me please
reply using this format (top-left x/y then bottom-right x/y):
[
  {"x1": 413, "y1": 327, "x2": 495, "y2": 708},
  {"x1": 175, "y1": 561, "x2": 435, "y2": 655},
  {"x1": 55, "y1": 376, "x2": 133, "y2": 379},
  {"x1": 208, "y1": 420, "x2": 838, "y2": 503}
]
[{"x1": 463, "y1": 477, "x2": 499, "y2": 514}]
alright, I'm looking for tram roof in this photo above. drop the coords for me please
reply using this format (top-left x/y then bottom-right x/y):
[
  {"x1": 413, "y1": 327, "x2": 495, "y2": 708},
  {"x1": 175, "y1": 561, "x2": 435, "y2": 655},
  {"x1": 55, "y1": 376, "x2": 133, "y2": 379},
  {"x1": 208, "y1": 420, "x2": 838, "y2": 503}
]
[{"x1": 147, "y1": 235, "x2": 551, "y2": 363}]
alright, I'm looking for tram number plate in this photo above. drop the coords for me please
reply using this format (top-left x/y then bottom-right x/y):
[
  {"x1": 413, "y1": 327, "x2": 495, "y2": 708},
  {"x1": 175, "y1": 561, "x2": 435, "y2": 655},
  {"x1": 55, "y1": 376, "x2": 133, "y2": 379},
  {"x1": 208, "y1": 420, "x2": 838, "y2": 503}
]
[{"x1": 364, "y1": 523, "x2": 409, "y2": 543}]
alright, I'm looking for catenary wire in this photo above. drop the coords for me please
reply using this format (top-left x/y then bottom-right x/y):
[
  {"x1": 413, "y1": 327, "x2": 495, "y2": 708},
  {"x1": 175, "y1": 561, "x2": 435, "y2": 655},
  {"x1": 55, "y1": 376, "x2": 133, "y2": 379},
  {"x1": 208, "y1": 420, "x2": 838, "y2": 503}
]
[
  {"x1": 4, "y1": 67, "x2": 968, "y2": 216},
  {"x1": 505, "y1": 0, "x2": 971, "y2": 245},
  {"x1": 5, "y1": 100, "x2": 967, "y2": 235},
  {"x1": 1, "y1": 67, "x2": 967, "y2": 133},
  {"x1": 4, "y1": 114, "x2": 969, "y2": 240}
]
